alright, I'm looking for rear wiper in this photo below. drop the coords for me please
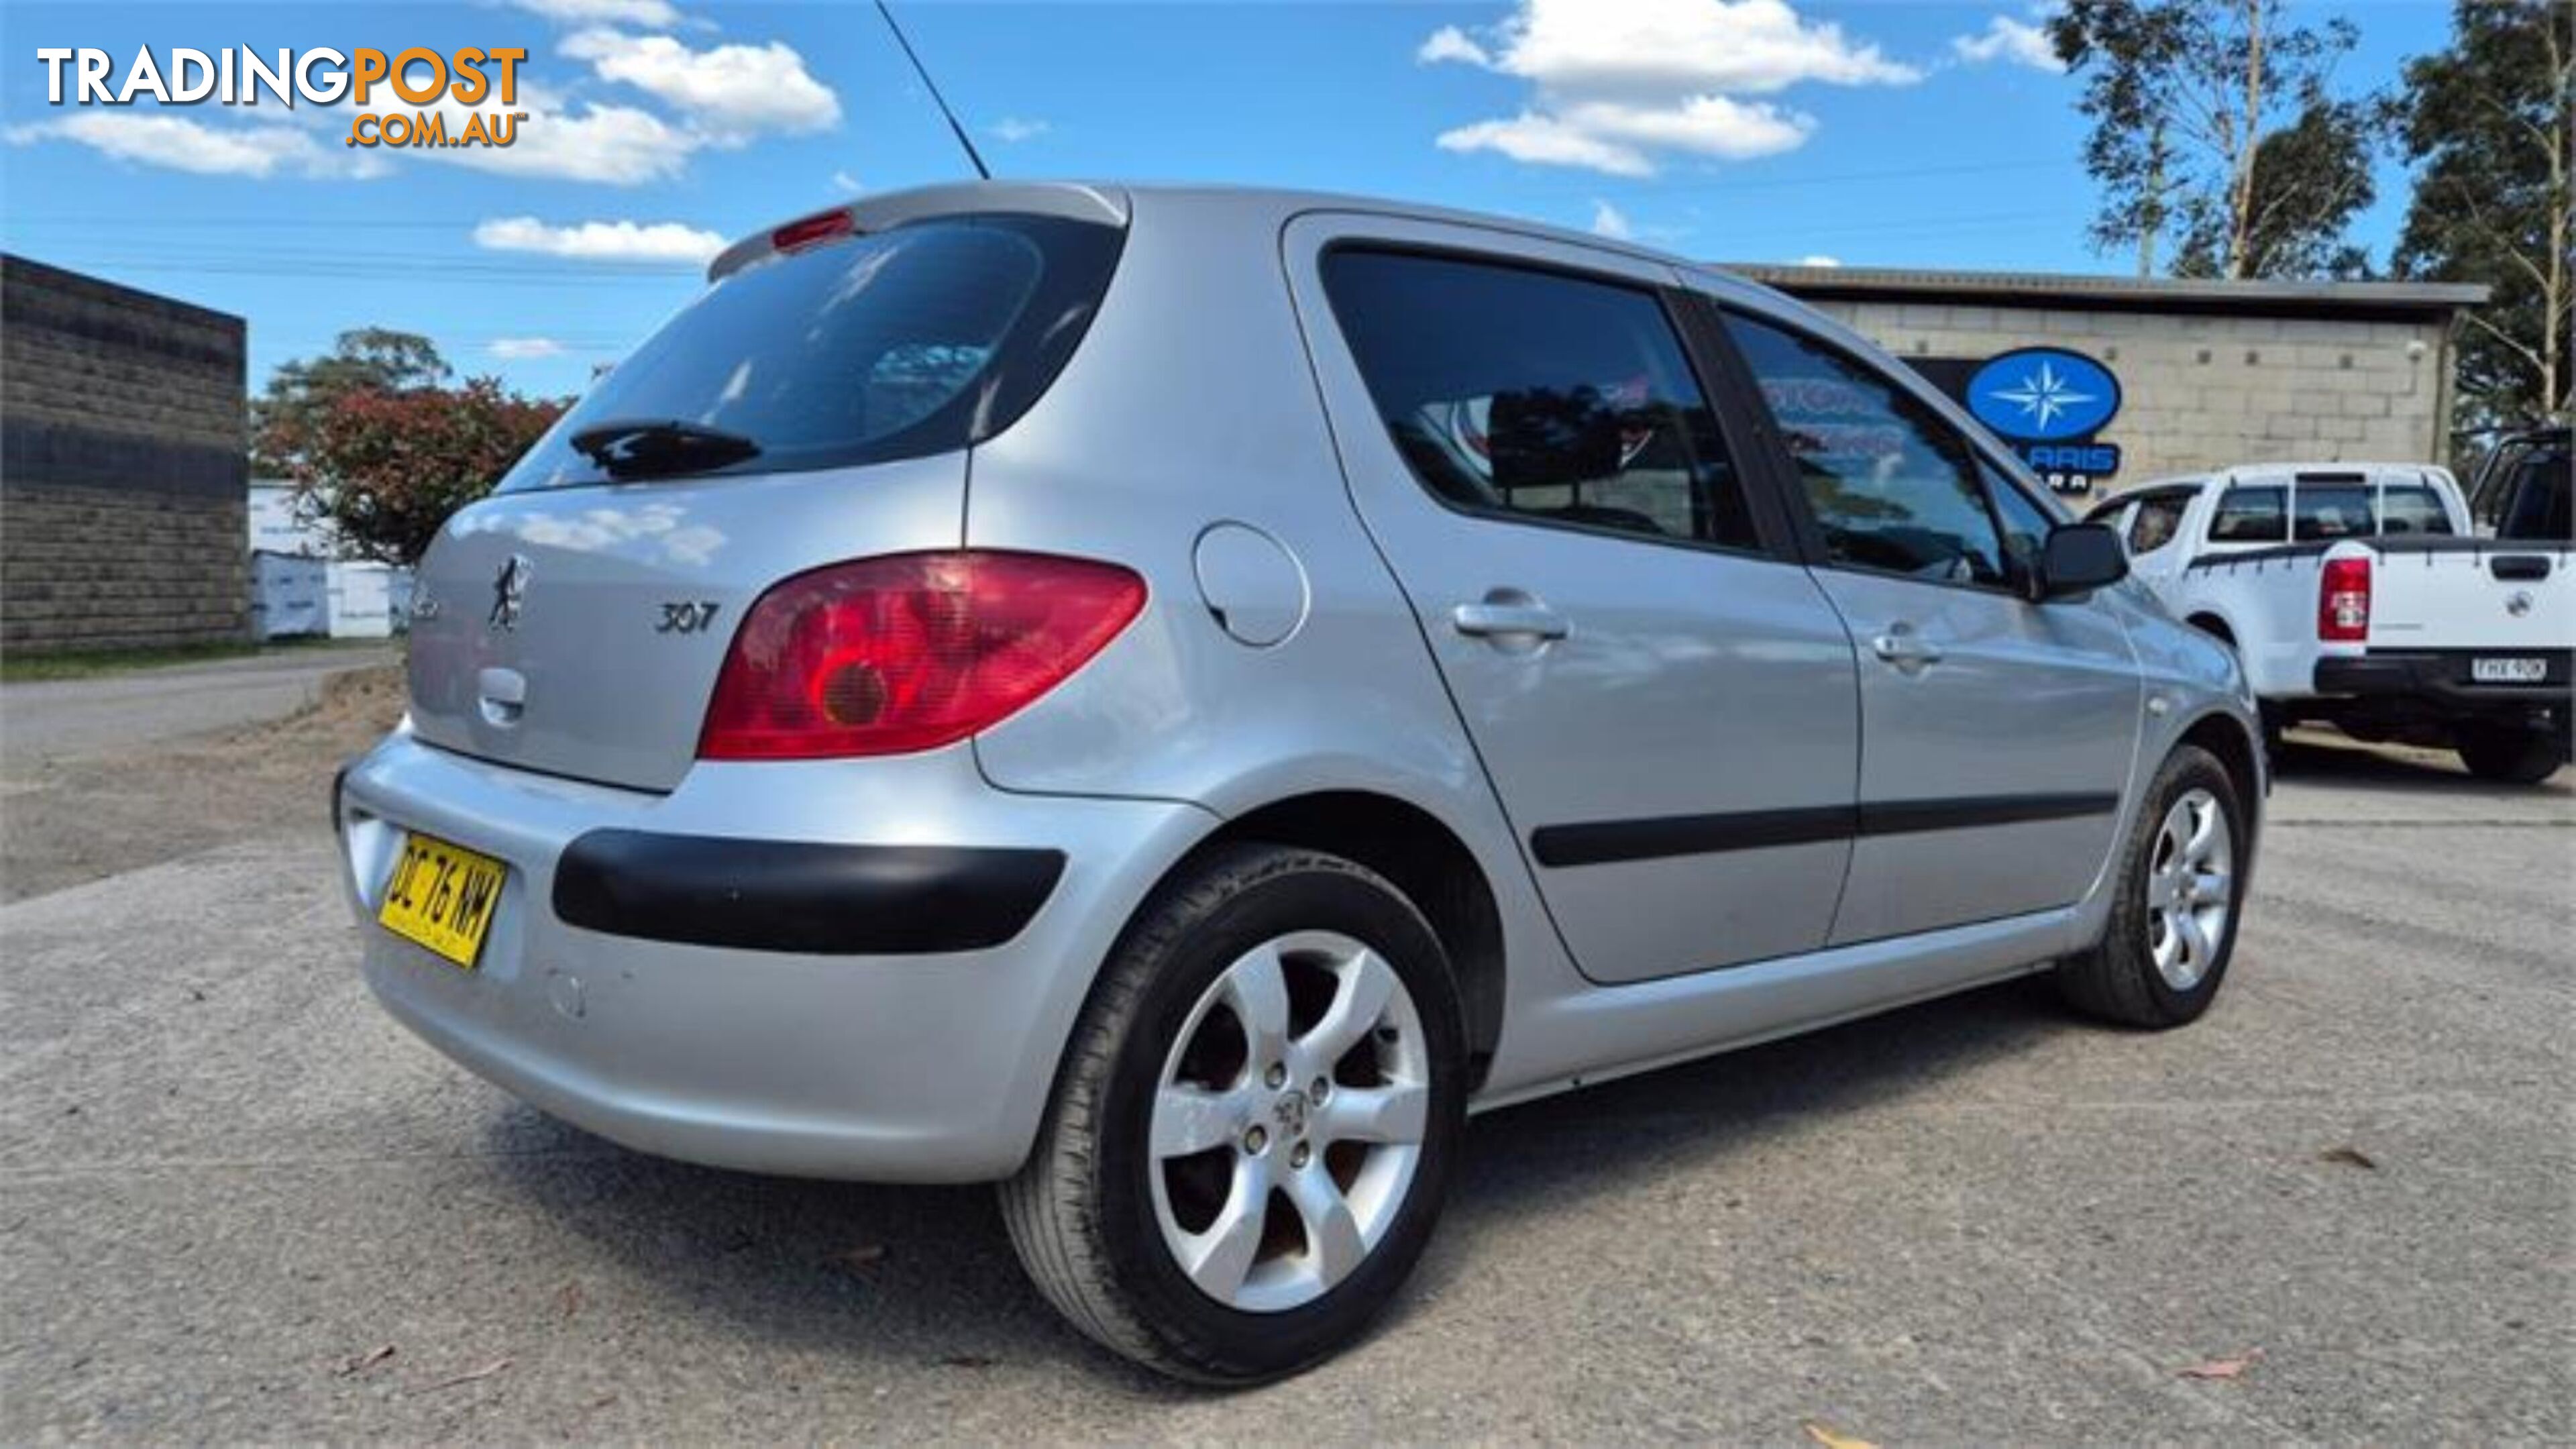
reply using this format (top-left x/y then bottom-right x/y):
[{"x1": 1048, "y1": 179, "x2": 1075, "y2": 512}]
[{"x1": 570, "y1": 419, "x2": 761, "y2": 479}]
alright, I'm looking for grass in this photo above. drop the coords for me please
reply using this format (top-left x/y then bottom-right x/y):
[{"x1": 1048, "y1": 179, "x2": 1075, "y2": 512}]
[{"x1": 0, "y1": 636, "x2": 386, "y2": 684}]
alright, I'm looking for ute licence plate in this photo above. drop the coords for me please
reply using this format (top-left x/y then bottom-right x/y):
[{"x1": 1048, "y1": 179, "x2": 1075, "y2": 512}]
[
  {"x1": 2472, "y1": 657, "x2": 2548, "y2": 685},
  {"x1": 376, "y1": 832, "x2": 506, "y2": 969}
]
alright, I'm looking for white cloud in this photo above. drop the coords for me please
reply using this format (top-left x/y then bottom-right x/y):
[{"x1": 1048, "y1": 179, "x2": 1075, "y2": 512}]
[
  {"x1": 474, "y1": 215, "x2": 728, "y2": 264},
  {"x1": 490, "y1": 337, "x2": 568, "y2": 360},
  {"x1": 503, "y1": 0, "x2": 684, "y2": 27},
  {"x1": 1438, "y1": 113, "x2": 1657, "y2": 176},
  {"x1": 1589, "y1": 199, "x2": 1636, "y2": 239},
  {"x1": 1952, "y1": 15, "x2": 2062, "y2": 71},
  {"x1": 430, "y1": 97, "x2": 696, "y2": 184},
  {"x1": 1421, "y1": 0, "x2": 1916, "y2": 175},
  {"x1": 988, "y1": 116, "x2": 1051, "y2": 144},
  {"x1": 3, "y1": 112, "x2": 386, "y2": 179},
  {"x1": 1417, "y1": 25, "x2": 1491, "y2": 66},
  {"x1": 1796, "y1": 254, "x2": 1842, "y2": 267},
  {"x1": 830, "y1": 169, "x2": 864, "y2": 194},
  {"x1": 564, "y1": 29, "x2": 840, "y2": 142}
]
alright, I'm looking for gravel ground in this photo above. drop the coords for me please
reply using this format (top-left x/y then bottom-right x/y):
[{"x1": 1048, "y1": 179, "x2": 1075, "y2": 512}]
[{"x1": 0, "y1": 720, "x2": 2567, "y2": 1443}]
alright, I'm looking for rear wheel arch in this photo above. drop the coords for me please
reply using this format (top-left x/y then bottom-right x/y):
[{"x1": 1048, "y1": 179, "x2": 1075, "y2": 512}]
[
  {"x1": 1153, "y1": 792, "x2": 1506, "y2": 1091},
  {"x1": 2186, "y1": 612, "x2": 2236, "y2": 646}
]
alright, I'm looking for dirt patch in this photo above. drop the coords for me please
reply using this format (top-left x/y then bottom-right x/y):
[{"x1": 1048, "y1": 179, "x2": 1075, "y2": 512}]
[{"x1": 2, "y1": 667, "x2": 405, "y2": 902}]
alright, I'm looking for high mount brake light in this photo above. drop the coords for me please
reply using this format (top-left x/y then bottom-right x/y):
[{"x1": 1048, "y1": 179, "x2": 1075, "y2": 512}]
[
  {"x1": 2318, "y1": 555, "x2": 2372, "y2": 643},
  {"x1": 698, "y1": 552, "x2": 1146, "y2": 761},
  {"x1": 771, "y1": 209, "x2": 856, "y2": 253}
]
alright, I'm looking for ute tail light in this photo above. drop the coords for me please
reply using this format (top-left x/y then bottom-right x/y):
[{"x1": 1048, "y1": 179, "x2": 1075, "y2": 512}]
[
  {"x1": 2318, "y1": 555, "x2": 2373, "y2": 642},
  {"x1": 698, "y1": 551, "x2": 1146, "y2": 761}
]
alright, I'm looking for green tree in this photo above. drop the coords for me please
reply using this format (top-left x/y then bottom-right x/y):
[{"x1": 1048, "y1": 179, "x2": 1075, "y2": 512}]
[
  {"x1": 252, "y1": 331, "x2": 566, "y2": 566},
  {"x1": 249, "y1": 327, "x2": 451, "y2": 477},
  {"x1": 2051, "y1": 0, "x2": 2377, "y2": 279},
  {"x1": 2392, "y1": 0, "x2": 2575, "y2": 431}
]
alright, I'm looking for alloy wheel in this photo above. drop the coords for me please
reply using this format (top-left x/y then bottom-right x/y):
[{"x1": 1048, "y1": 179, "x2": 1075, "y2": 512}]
[
  {"x1": 1147, "y1": 930, "x2": 1430, "y2": 1313},
  {"x1": 2144, "y1": 786, "x2": 2235, "y2": 991}
]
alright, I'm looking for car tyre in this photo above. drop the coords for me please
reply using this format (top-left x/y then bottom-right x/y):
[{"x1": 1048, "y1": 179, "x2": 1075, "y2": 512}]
[
  {"x1": 1000, "y1": 843, "x2": 1466, "y2": 1383},
  {"x1": 2454, "y1": 721, "x2": 2567, "y2": 786},
  {"x1": 2056, "y1": 745, "x2": 2247, "y2": 1028}
]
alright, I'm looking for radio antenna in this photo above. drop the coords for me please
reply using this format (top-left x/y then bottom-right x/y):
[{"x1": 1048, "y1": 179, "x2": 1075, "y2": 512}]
[{"x1": 874, "y1": 0, "x2": 992, "y2": 182}]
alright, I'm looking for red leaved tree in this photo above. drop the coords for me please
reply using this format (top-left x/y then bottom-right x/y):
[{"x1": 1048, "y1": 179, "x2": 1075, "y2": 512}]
[{"x1": 254, "y1": 329, "x2": 568, "y2": 566}]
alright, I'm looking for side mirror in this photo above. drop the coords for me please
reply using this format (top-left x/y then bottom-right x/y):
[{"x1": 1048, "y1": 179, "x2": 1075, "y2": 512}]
[{"x1": 2034, "y1": 522, "x2": 2129, "y2": 601}]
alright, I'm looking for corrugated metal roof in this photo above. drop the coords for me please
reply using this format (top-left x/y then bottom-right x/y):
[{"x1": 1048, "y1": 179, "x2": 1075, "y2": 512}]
[{"x1": 1721, "y1": 262, "x2": 2488, "y2": 317}]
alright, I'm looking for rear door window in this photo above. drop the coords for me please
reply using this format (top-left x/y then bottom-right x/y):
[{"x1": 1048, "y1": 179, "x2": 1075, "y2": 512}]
[
  {"x1": 1322, "y1": 250, "x2": 1763, "y2": 550},
  {"x1": 500, "y1": 214, "x2": 1122, "y2": 490},
  {"x1": 2209, "y1": 486, "x2": 2288, "y2": 543}
]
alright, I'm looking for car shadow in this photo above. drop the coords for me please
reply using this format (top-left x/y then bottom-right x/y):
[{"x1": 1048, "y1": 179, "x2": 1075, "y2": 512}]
[
  {"x1": 470, "y1": 972, "x2": 2078, "y2": 1387},
  {"x1": 2269, "y1": 729, "x2": 2572, "y2": 803}
]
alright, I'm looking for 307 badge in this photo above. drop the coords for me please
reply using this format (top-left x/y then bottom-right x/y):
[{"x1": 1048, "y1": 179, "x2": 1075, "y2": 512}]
[{"x1": 377, "y1": 833, "x2": 507, "y2": 969}]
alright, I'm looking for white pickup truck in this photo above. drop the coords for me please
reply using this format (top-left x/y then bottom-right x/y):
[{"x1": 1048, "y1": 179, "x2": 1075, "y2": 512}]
[{"x1": 2088, "y1": 462, "x2": 2573, "y2": 784}]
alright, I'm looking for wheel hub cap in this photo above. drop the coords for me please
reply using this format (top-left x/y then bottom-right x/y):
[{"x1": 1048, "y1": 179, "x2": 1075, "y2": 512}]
[
  {"x1": 1147, "y1": 930, "x2": 1429, "y2": 1313},
  {"x1": 2145, "y1": 786, "x2": 2235, "y2": 991}
]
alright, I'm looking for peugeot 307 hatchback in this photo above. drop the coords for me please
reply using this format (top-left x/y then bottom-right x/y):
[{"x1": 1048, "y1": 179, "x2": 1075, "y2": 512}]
[{"x1": 337, "y1": 182, "x2": 2265, "y2": 1382}]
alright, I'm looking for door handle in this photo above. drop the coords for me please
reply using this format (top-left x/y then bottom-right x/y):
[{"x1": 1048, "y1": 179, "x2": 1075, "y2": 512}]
[
  {"x1": 1452, "y1": 599, "x2": 1568, "y2": 643},
  {"x1": 1870, "y1": 625, "x2": 1943, "y2": 671}
]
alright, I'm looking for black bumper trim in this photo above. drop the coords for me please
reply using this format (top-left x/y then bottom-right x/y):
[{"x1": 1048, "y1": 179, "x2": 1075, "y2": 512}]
[
  {"x1": 552, "y1": 831, "x2": 1065, "y2": 955},
  {"x1": 2313, "y1": 649, "x2": 2572, "y2": 706}
]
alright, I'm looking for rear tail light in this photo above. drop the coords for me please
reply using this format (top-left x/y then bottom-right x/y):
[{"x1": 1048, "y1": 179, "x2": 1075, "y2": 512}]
[
  {"x1": 2318, "y1": 555, "x2": 2372, "y2": 642},
  {"x1": 698, "y1": 551, "x2": 1146, "y2": 760}
]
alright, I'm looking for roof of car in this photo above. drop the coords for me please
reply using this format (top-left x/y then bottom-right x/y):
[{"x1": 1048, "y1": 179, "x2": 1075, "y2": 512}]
[{"x1": 709, "y1": 179, "x2": 1727, "y2": 288}]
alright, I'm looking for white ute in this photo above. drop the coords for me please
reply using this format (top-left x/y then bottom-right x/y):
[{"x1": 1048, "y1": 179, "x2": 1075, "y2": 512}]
[{"x1": 2090, "y1": 462, "x2": 2573, "y2": 784}]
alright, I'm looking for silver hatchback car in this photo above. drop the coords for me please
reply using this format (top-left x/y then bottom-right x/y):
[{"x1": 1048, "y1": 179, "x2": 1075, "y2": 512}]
[{"x1": 337, "y1": 182, "x2": 2263, "y2": 1382}]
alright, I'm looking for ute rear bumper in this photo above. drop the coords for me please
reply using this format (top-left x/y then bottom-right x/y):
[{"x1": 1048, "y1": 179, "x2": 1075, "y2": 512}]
[{"x1": 336, "y1": 728, "x2": 1210, "y2": 1182}]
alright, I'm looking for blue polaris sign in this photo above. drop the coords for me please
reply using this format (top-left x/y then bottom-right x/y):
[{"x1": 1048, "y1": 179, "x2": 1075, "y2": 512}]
[{"x1": 1967, "y1": 347, "x2": 2123, "y2": 442}]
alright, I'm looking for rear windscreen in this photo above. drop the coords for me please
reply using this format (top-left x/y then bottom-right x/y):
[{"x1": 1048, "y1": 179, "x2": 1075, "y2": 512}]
[{"x1": 500, "y1": 213, "x2": 1122, "y2": 491}]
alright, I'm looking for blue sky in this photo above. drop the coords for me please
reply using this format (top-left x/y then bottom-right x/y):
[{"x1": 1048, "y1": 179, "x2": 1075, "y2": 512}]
[{"x1": 1, "y1": 1, "x2": 2455, "y2": 400}]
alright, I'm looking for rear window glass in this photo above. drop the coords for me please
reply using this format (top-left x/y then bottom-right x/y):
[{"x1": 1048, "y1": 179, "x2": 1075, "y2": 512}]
[
  {"x1": 2210, "y1": 485, "x2": 2287, "y2": 542},
  {"x1": 500, "y1": 214, "x2": 1122, "y2": 490},
  {"x1": 2294, "y1": 484, "x2": 2374, "y2": 541}
]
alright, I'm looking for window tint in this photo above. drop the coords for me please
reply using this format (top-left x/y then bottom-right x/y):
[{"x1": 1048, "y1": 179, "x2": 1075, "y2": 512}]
[
  {"x1": 2210, "y1": 486, "x2": 2288, "y2": 543},
  {"x1": 1322, "y1": 250, "x2": 1760, "y2": 549},
  {"x1": 2294, "y1": 483, "x2": 2375, "y2": 541},
  {"x1": 2379, "y1": 483, "x2": 2455, "y2": 536},
  {"x1": 501, "y1": 215, "x2": 1122, "y2": 491},
  {"x1": 1722, "y1": 312, "x2": 2007, "y2": 587},
  {"x1": 2127, "y1": 492, "x2": 2192, "y2": 555}
]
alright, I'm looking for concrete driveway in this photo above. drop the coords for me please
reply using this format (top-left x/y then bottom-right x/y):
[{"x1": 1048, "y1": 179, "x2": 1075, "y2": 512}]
[
  {"x1": 1, "y1": 741, "x2": 2567, "y2": 1442},
  {"x1": 0, "y1": 645, "x2": 396, "y2": 765}
]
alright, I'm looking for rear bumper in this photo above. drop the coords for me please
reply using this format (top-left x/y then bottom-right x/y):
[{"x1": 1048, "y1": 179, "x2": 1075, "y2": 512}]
[
  {"x1": 2311, "y1": 649, "x2": 2572, "y2": 715},
  {"x1": 335, "y1": 728, "x2": 1212, "y2": 1183}
]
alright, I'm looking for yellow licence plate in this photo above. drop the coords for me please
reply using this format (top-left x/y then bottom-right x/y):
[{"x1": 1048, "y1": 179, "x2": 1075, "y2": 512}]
[{"x1": 377, "y1": 832, "x2": 507, "y2": 969}]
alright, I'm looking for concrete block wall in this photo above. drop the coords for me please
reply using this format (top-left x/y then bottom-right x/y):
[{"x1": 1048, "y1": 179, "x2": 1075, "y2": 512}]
[
  {"x1": 1, "y1": 255, "x2": 249, "y2": 653},
  {"x1": 1804, "y1": 299, "x2": 2450, "y2": 497}
]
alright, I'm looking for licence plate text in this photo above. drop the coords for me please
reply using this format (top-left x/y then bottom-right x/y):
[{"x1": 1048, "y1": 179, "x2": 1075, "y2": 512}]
[
  {"x1": 377, "y1": 833, "x2": 506, "y2": 969},
  {"x1": 2471, "y1": 657, "x2": 2548, "y2": 684}
]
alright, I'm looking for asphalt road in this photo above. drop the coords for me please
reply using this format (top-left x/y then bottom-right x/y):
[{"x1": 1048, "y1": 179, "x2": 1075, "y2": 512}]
[
  {"x1": 1, "y1": 739, "x2": 2567, "y2": 1442},
  {"x1": 0, "y1": 645, "x2": 397, "y2": 764}
]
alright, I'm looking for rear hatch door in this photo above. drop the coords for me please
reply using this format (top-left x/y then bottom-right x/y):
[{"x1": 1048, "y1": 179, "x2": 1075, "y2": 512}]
[
  {"x1": 403, "y1": 207, "x2": 1126, "y2": 793},
  {"x1": 406, "y1": 458, "x2": 964, "y2": 792}
]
